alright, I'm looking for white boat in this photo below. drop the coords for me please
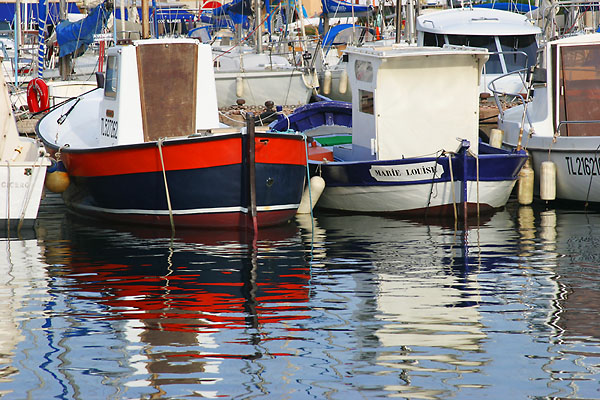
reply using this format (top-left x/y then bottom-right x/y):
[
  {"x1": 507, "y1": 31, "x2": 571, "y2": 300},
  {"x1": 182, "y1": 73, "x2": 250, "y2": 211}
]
[
  {"x1": 212, "y1": 45, "x2": 317, "y2": 108},
  {"x1": 0, "y1": 60, "x2": 50, "y2": 231},
  {"x1": 498, "y1": 33, "x2": 600, "y2": 204},
  {"x1": 271, "y1": 45, "x2": 528, "y2": 218},
  {"x1": 416, "y1": 7, "x2": 541, "y2": 96}
]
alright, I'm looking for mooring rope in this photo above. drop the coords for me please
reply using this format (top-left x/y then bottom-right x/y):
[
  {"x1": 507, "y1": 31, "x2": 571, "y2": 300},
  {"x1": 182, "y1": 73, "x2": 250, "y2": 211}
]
[
  {"x1": 157, "y1": 138, "x2": 175, "y2": 234},
  {"x1": 448, "y1": 153, "x2": 457, "y2": 223}
]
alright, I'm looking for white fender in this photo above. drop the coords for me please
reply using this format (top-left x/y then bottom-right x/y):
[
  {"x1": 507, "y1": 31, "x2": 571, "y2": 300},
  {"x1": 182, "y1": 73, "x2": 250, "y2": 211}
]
[{"x1": 297, "y1": 176, "x2": 325, "y2": 214}]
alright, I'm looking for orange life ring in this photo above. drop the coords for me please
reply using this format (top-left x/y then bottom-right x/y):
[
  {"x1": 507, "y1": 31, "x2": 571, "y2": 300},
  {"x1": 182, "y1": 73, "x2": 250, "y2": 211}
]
[{"x1": 27, "y1": 78, "x2": 49, "y2": 113}]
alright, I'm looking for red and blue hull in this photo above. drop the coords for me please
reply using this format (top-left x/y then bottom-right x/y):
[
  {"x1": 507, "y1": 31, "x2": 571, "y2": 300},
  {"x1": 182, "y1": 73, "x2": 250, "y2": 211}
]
[{"x1": 42, "y1": 133, "x2": 307, "y2": 229}]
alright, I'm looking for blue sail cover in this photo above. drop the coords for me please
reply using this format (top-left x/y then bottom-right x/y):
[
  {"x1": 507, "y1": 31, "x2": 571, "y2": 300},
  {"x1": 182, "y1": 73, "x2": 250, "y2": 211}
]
[
  {"x1": 0, "y1": 2, "x2": 80, "y2": 22},
  {"x1": 200, "y1": 0, "x2": 251, "y2": 28},
  {"x1": 56, "y1": 2, "x2": 109, "y2": 57},
  {"x1": 321, "y1": 0, "x2": 373, "y2": 16}
]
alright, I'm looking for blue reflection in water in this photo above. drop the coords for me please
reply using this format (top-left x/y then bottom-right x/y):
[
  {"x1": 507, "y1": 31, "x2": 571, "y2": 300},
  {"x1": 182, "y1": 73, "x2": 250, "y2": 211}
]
[{"x1": 1, "y1": 195, "x2": 600, "y2": 398}]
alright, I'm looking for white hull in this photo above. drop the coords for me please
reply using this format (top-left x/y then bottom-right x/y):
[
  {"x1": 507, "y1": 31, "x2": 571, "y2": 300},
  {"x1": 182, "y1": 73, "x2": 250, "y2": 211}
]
[
  {"x1": 214, "y1": 70, "x2": 314, "y2": 108},
  {"x1": 497, "y1": 34, "x2": 600, "y2": 204},
  {"x1": 0, "y1": 156, "x2": 50, "y2": 227},
  {"x1": 522, "y1": 137, "x2": 600, "y2": 203},
  {"x1": 317, "y1": 180, "x2": 517, "y2": 212}
]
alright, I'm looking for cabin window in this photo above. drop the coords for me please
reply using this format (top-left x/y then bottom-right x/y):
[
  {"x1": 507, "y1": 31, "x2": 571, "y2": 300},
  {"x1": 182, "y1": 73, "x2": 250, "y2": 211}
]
[
  {"x1": 423, "y1": 32, "x2": 445, "y2": 47},
  {"x1": 359, "y1": 90, "x2": 374, "y2": 114},
  {"x1": 499, "y1": 34, "x2": 537, "y2": 72},
  {"x1": 104, "y1": 55, "x2": 118, "y2": 98},
  {"x1": 558, "y1": 44, "x2": 600, "y2": 136},
  {"x1": 446, "y1": 34, "x2": 502, "y2": 74},
  {"x1": 355, "y1": 60, "x2": 373, "y2": 82}
]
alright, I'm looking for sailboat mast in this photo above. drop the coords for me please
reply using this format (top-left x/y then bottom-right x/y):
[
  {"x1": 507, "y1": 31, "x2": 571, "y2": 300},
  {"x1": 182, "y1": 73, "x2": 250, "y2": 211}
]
[
  {"x1": 37, "y1": 0, "x2": 47, "y2": 78},
  {"x1": 14, "y1": 0, "x2": 20, "y2": 85},
  {"x1": 394, "y1": 0, "x2": 401, "y2": 43},
  {"x1": 58, "y1": 0, "x2": 71, "y2": 79},
  {"x1": 255, "y1": 0, "x2": 262, "y2": 53},
  {"x1": 142, "y1": 0, "x2": 150, "y2": 38},
  {"x1": 120, "y1": 0, "x2": 126, "y2": 37}
]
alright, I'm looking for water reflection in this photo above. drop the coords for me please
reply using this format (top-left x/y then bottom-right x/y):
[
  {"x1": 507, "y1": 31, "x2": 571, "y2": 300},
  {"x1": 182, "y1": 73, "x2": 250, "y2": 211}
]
[{"x1": 2, "y1": 194, "x2": 600, "y2": 398}]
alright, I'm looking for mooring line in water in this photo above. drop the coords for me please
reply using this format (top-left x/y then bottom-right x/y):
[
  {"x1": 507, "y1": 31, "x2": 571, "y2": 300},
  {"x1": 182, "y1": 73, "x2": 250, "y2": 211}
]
[
  {"x1": 468, "y1": 148, "x2": 481, "y2": 224},
  {"x1": 448, "y1": 153, "x2": 457, "y2": 225},
  {"x1": 157, "y1": 138, "x2": 175, "y2": 234}
]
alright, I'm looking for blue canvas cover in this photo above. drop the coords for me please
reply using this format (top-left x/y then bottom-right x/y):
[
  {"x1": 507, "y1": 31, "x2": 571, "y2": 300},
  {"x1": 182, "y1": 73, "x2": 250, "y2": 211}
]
[
  {"x1": 56, "y1": 2, "x2": 110, "y2": 57},
  {"x1": 0, "y1": 1, "x2": 80, "y2": 22},
  {"x1": 321, "y1": 0, "x2": 372, "y2": 17}
]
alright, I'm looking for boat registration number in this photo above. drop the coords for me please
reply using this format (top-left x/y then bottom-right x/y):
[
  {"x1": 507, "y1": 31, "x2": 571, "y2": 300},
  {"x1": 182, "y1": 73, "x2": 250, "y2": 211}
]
[
  {"x1": 101, "y1": 117, "x2": 118, "y2": 140},
  {"x1": 565, "y1": 156, "x2": 600, "y2": 176}
]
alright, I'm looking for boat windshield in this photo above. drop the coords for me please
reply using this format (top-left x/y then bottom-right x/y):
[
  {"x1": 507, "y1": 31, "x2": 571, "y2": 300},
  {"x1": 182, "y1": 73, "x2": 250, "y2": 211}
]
[
  {"x1": 446, "y1": 34, "x2": 502, "y2": 73},
  {"x1": 499, "y1": 34, "x2": 537, "y2": 72}
]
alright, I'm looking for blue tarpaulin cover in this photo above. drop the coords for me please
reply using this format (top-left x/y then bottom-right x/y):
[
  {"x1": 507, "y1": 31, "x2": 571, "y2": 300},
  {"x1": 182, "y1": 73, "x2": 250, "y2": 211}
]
[
  {"x1": 0, "y1": 1, "x2": 80, "y2": 22},
  {"x1": 200, "y1": 0, "x2": 251, "y2": 28},
  {"x1": 55, "y1": 2, "x2": 109, "y2": 57}
]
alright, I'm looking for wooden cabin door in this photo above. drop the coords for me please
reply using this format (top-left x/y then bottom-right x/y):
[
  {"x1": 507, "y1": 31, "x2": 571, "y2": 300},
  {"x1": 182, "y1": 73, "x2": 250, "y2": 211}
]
[{"x1": 137, "y1": 42, "x2": 198, "y2": 142}]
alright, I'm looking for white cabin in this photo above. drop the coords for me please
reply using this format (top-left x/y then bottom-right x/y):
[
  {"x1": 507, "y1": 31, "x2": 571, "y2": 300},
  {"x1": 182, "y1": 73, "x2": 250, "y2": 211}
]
[
  {"x1": 98, "y1": 38, "x2": 220, "y2": 147},
  {"x1": 335, "y1": 45, "x2": 488, "y2": 162}
]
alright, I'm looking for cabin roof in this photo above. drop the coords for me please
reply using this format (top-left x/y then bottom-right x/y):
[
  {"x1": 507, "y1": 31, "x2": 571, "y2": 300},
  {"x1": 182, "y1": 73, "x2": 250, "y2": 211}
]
[
  {"x1": 344, "y1": 44, "x2": 489, "y2": 59},
  {"x1": 416, "y1": 8, "x2": 541, "y2": 36},
  {"x1": 547, "y1": 32, "x2": 600, "y2": 46}
]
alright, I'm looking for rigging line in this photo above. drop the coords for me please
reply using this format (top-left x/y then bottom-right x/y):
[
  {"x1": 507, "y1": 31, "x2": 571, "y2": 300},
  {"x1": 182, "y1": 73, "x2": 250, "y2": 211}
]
[
  {"x1": 213, "y1": 3, "x2": 282, "y2": 62},
  {"x1": 584, "y1": 143, "x2": 600, "y2": 209}
]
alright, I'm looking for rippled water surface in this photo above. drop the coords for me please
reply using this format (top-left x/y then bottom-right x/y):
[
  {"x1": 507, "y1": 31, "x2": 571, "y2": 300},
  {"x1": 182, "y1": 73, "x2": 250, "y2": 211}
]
[{"x1": 1, "y1": 194, "x2": 600, "y2": 399}]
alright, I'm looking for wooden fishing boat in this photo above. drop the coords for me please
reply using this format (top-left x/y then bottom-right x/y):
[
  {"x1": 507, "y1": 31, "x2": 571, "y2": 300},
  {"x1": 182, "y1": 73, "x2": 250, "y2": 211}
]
[
  {"x1": 271, "y1": 45, "x2": 528, "y2": 218},
  {"x1": 36, "y1": 38, "x2": 307, "y2": 230}
]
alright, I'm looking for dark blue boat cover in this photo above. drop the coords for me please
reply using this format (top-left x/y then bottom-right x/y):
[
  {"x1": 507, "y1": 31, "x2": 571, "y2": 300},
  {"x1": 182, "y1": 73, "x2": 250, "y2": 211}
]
[{"x1": 56, "y1": 2, "x2": 110, "y2": 57}]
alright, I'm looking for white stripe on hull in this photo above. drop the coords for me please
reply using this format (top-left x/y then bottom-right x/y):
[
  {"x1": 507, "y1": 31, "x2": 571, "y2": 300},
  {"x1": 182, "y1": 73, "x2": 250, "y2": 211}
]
[
  {"x1": 317, "y1": 180, "x2": 517, "y2": 212},
  {"x1": 69, "y1": 203, "x2": 301, "y2": 216}
]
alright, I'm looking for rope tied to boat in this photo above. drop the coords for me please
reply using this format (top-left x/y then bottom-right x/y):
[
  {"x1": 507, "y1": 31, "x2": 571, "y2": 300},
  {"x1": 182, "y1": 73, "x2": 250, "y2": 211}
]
[
  {"x1": 467, "y1": 148, "x2": 481, "y2": 223},
  {"x1": 425, "y1": 150, "x2": 444, "y2": 219},
  {"x1": 448, "y1": 153, "x2": 458, "y2": 224},
  {"x1": 157, "y1": 137, "x2": 175, "y2": 234}
]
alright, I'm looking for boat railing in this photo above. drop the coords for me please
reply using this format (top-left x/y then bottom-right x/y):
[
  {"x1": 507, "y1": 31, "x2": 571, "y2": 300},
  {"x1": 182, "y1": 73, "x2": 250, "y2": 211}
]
[
  {"x1": 540, "y1": 0, "x2": 600, "y2": 39},
  {"x1": 556, "y1": 120, "x2": 600, "y2": 136},
  {"x1": 488, "y1": 66, "x2": 536, "y2": 130}
]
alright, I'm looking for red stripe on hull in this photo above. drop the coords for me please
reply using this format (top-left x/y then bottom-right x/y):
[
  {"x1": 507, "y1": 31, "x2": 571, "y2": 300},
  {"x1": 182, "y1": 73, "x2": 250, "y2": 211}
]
[
  {"x1": 60, "y1": 134, "x2": 306, "y2": 178},
  {"x1": 254, "y1": 136, "x2": 307, "y2": 165},
  {"x1": 63, "y1": 137, "x2": 243, "y2": 177},
  {"x1": 70, "y1": 208, "x2": 299, "y2": 229}
]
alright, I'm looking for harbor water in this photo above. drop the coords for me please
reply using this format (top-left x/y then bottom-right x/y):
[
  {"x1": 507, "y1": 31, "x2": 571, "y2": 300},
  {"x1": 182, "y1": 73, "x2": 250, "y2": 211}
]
[{"x1": 1, "y1": 193, "x2": 600, "y2": 399}]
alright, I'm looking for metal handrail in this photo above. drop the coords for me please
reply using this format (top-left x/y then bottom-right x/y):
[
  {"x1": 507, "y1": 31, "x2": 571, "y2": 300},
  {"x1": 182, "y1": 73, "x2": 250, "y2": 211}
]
[
  {"x1": 487, "y1": 66, "x2": 531, "y2": 120},
  {"x1": 556, "y1": 120, "x2": 600, "y2": 136}
]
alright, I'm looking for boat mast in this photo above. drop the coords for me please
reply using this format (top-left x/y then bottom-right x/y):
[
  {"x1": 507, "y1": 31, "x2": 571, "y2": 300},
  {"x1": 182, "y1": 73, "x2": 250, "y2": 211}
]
[
  {"x1": 37, "y1": 0, "x2": 47, "y2": 78},
  {"x1": 14, "y1": 0, "x2": 20, "y2": 85},
  {"x1": 255, "y1": 0, "x2": 262, "y2": 53},
  {"x1": 142, "y1": 0, "x2": 150, "y2": 38},
  {"x1": 58, "y1": 0, "x2": 71, "y2": 80},
  {"x1": 394, "y1": 0, "x2": 401, "y2": 43}
]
